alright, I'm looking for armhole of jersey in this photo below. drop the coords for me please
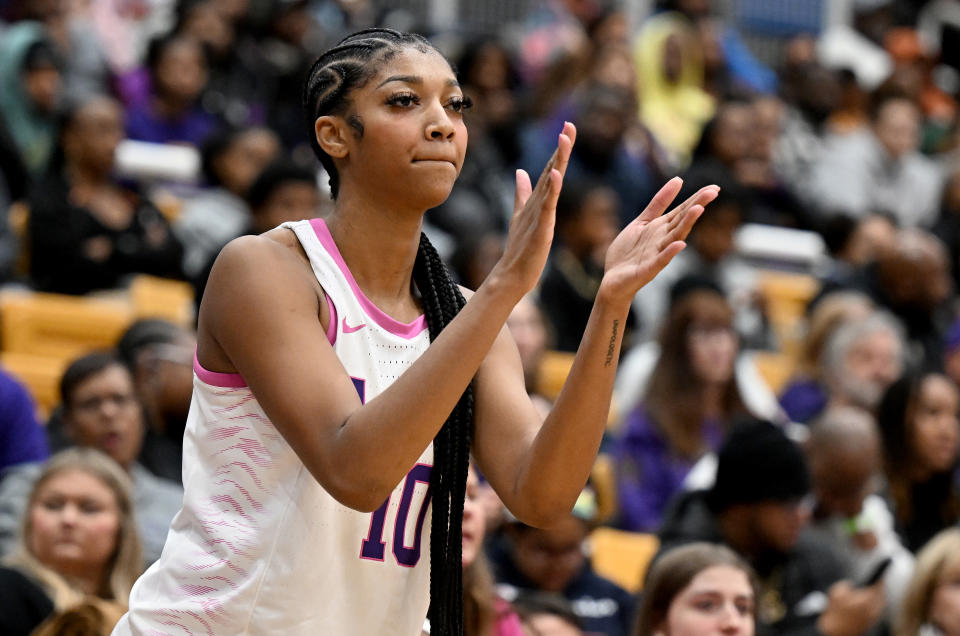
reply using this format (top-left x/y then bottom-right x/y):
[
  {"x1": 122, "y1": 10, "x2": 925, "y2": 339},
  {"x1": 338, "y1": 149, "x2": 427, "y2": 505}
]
[{"x1": 325, "y1": 292, "x2": 338, "y2": 346}]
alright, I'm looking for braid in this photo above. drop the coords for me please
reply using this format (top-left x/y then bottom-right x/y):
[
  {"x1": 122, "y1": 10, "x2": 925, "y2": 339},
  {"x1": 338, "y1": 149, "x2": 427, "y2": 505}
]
[
  {"x1": 414, "y1": 232, "x2": 473, "y2": 636},
  {"x1": 301, "y1": 28, "x2": 434, "y2": 198},
  {"x1": 303, "y1": 30, "x2": 472, "y2": 634}
]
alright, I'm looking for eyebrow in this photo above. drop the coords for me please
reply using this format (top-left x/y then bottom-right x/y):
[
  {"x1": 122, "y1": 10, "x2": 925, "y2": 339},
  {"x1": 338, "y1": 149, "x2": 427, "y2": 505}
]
[{"x1": 377, "y1": 75, "x2": 460, "y2": 88}]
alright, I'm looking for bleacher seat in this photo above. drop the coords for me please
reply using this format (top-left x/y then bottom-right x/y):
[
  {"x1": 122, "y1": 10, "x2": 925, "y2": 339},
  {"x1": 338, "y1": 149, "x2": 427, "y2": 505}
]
[{"x1": 589, "y1": 527, "x2": 659, "y2": 593}]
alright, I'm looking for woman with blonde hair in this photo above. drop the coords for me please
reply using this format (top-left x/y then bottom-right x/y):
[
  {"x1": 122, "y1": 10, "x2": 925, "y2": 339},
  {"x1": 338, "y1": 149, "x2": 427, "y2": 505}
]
[
  {"x1": 896, "y1": 528, "x2": 960, "y2": 636},
  {"x1": 0, "y1": 448, "x2": 142, "y2": 636}
]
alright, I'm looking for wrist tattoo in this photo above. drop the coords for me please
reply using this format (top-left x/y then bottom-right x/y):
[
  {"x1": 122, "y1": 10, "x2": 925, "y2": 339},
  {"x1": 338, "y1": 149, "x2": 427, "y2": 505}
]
[{"x1": 604, "y1": 319, "x2": 619, "y2": 367}]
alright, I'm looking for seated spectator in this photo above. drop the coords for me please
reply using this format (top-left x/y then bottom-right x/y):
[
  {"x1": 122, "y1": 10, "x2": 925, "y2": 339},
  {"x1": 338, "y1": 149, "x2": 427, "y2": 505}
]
[
  {"x1": 539, "y1": 179, "x2": 619, "y2": 352},
  {"x1": 0, "y1": 366, "x2": 48, "y2": 474},
  {"x1": 192, "y1": 159, "x2": 321, "y2": 303},
  {"x1": 28, "y1": 94, "x2": 184, "y2": 295},
  {"x1": 512, "y1": 592, "x2": 584, "y2": 636},
  {"x1": 656, "y1": 418, "x2": 886, "y2": 635},
  {"x1": 615, "y1": 285, "x2": 747, "y2": 532},
  {"x1": 175, "y1": 126, "x2": 281, "y2": 279},
  {"x1": 808, "y1": 89, "x2": 943, "y2": 228},
  {"x1": 0, "y1": 448, "x2": 141, "y2": 636},
  {"x1": 0, "y1": 22, "x2": 61, "y2": 177},
  {"x1": 779, "y1": 291, "x2": 875, "y2": 423},
  {"x1": 877, "y1": 372, "x2": 960, "y2": 552},
  {"x1": 124, "y1": 33, "x2": 215, "y2": 146},
  {"x1": 867, "y1": 229, "x2": 952, "y2": 371},
  {"x1": 489, "y1": 487, "x2": 634, "y2": 636},
  {"x1": 819, "y1": 310, "x2": 905, "y2": 417},
  {"x1": 635, "y1": 542, "x2": 757, "y2": 636},
  {"x1": 116, "y1": 319, "x2": 196, "y2": 484},
  {"x1": 0, "y1": 353, "x2": 183, "y2": 564},
  {"x1": 632, "y1": 10, "x2": 715, "y2": 167},
  {"x1": 805, "y1": 407, "x2": 914, "y2": 610},
  {"x1": 895, "y1": 528, "x2": 960, "y2": 636},
  {"x1": 461, "y1": 465, "x2": 525, "y2": 636}
]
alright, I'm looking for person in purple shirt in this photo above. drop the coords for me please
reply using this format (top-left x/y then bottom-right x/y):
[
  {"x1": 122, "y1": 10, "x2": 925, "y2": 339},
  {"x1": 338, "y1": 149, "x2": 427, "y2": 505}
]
[
  {"x1": 615, "y1": 286, "x2": 746, "y2": 532},
  {"x1": 0, "y1": 367, "x2": 48, "y2": 474},
  {"x1": 124, "y1": 33, "x2": 215, "y2": 147}
]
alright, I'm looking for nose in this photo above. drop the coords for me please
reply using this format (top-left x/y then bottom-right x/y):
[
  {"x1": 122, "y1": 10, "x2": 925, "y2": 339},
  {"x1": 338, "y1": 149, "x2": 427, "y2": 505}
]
[
  {"x1": 718, "y1": 603, "x2": 745, "y2": 634},
  {"x1": 59, "y1": 502, "x2": 79, "y2": 526},
  {"x1": 425, "y1": 102, "x2": 455, "y2": 141}
]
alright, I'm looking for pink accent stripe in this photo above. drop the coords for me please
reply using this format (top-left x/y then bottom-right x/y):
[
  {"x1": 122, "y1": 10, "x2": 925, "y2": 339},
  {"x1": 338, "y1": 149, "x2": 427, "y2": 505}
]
[
  {"x1": 309, "y1": 218, "x2": 428, "y2": 340},
  {"x1": 325, "y1": 293, "x2": 338, "y2": 346},
  {"x1": 194, "y1": 352, "x2": 248, "y2": 388}
]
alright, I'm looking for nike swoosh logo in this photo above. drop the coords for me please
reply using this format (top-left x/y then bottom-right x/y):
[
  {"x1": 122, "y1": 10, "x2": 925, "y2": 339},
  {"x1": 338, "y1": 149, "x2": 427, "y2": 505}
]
[{"x1": 342, "y1": 317, "x2": 367, "y2": 333}]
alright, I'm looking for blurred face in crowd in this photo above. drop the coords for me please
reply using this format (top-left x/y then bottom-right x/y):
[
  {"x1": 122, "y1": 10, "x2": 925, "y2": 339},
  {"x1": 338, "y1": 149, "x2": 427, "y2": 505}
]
[
  {"x1": 662, "y1": 565, "x2": 755, "y2": 636},
  {"x1": 65, "y1": 364, "x2": 144, "y2": 470},
  {"x1": 510, "y1": 517, "x2": 589, "y2": 593},
  {"x1": 743, "y1": 497, "x2": 810, "y2": 554},
  {"x1": 179, "y1": 1, "x2": 234, "y2": 56},
  {"x1": 506, "y1": 295, "x2": 548, "y2": 392},
  {"x1": 929, "y1": 554, "x2": 960, "y2": 636},
  {"x1": 844, "y1": 215, "x2": 897, "y2": 267},
  {"x1": 23, "y1": 64, "x2": 61, "y2": 114},
  {"x1": 837, "y1": 328, "x2": 902, "y2": 410},
  {"x1": 154, "y1": 37, "x2": 208, "y2": 105},
  {"x1": 563, "y1": 186, "x2": 619, "y2": 262},
  {"x1": 28, "y1": 469, "x2": 120, "y2": 581},
  {"x1": 687, "y1": 320, "x2": 737, "y2": 387},
  {"x1": 909, "y1": 374, "x2": 960, "y2": 476},
  {"x1": 873, "y1": 98, "x2": 921, "y2": 160},
  {"x1": 461, "y1": 466, "x2": 485, "y2": 568},
  {"x1": 64, "y1": 97, "x2": 125, "y2": 175},
  {"x1": 254, "y1": 180, "x2": 322, "y2": 232},
  {"x1": 690, "y1": 202, "x2": 740, "y2": 264},
  {"x1": 216, "y1": 128, "x2": 281, "y2": 196},
  {"x1": 710, "y1": 103, "x2": 753, "y2": 165},
  {"x1": 135, "y1": 332, "x2": 197, "y2": 428}
]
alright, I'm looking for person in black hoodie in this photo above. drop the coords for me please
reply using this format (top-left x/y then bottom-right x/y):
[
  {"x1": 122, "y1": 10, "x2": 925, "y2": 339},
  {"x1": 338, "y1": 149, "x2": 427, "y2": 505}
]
[{"x1": 654, "y1": 418, "x2": 887, "y2": 636}]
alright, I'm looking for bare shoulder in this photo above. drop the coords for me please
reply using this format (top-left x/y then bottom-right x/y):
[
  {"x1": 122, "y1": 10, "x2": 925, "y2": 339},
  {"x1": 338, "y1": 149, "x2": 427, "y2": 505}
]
[{"x1": 198, "y1": 230, "x2": 325, "y2": 373}]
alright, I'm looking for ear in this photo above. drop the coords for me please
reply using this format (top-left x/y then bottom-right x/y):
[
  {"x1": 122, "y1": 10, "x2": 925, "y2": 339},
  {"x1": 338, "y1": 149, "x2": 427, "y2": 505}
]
[{"x1": 314, "y1": 115, "x2": 349, "y2": 159}]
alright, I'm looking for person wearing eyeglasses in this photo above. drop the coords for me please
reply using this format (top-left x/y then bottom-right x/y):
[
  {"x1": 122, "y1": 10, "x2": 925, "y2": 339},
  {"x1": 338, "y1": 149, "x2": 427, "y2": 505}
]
[{"x1": 0, "y1": 352, "x2": 182, "y2": 566}]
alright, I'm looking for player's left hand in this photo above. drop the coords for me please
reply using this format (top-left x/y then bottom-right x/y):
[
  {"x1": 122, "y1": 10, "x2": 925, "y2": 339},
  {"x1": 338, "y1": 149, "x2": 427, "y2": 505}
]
[{"x1": 598, "y1": 178, "x2": 718, "y2": 306}]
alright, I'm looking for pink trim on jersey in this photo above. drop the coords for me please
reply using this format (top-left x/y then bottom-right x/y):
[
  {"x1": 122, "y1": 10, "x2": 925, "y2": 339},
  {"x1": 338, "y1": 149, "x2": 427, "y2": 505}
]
[
  {"x1": 193, "y1": 351, "x2": 248, "y2": 388},
  {"x1": 325, "y1": 293, "x2": 338, "y2": 346},
  {"x1": 309, "y1": 218, "x2": 428, "y2": 339}
]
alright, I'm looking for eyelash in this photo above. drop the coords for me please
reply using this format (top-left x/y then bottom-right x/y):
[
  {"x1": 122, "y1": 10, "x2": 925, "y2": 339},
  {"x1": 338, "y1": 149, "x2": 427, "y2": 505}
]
[{"x1": 385, "y1": 92, "x2": 473, "y2": 113}]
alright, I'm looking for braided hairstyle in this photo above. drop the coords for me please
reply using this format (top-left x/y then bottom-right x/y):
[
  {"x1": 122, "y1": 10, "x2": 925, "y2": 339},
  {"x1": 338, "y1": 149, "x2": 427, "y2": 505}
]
[{"x1": 303, "y1": 28, "x2": 473, "y2": 635}]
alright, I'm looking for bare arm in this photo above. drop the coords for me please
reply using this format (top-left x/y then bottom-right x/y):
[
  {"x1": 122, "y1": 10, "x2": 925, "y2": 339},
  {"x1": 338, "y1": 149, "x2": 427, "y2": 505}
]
[
  {"x1": 199, "y1": 125, "x2": 576, "y2": 512},
  {"x1": 473, "y1": 179, "x2": 718, "y2": 527}
]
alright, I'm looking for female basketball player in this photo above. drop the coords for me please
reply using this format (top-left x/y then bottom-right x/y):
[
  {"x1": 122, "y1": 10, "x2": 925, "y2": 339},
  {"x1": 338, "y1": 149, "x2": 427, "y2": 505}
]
[{"x1": 115, "y1": 28, "x2": 717, "y2": 636}]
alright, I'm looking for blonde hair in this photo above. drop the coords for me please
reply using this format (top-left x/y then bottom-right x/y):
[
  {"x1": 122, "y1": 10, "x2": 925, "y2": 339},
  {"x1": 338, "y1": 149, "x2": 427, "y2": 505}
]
[
  {"x1": 896, "y1": 528, "x2": 960, "y2": 636},
  {"x1": 5, "y1": 448, "x2": 142, "y2": 609}
]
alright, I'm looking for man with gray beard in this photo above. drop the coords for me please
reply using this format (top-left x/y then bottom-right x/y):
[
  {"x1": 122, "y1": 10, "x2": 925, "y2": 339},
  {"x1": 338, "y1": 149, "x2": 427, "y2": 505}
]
[{"x1": 820, "y1": 311, "x2": 905, "y2": 414}]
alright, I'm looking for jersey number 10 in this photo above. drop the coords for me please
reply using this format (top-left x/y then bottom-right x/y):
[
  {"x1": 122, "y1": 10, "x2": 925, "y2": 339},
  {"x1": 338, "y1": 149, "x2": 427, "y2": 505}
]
[
  {"x1": 359, "y1": 463, "x2": 432, "y2": 567},
  {"x1": 352, "y1": 377, "x2": 432, "y2": 567}
]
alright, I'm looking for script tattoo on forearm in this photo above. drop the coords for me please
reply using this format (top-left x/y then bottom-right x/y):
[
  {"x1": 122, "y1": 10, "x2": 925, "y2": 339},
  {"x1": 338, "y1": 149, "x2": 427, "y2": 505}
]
[{"x1": 604, "y1": 319, "x2": 619, "y2": 367}]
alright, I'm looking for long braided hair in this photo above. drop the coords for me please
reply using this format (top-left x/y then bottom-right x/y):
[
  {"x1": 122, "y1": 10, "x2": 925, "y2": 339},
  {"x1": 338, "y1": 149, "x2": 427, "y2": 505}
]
[{"x1": 303, "y1": 28, "x2": 473, "y2": 635}]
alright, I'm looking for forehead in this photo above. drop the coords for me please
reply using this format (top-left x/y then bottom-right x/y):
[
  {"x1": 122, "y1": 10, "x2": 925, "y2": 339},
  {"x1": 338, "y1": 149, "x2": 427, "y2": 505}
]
[
  {"x1": 73, "y1": 365, "x2": 133, "y2": 395},
  {"x1": 366, "y1": 46, "x2": 456, "y2": 87},
  {"x1": 36, "y1": 469, "x2": 113, "y2": 500},
  {"x1": 685, "y1": 565, "x2": 753, "y2": 595}
]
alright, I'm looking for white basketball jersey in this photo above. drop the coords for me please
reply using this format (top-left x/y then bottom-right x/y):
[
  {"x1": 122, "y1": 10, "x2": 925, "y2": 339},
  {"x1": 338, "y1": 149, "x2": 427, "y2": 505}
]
[{"x1": 115, "y1": 218, "x2": 433, "y2": 635}]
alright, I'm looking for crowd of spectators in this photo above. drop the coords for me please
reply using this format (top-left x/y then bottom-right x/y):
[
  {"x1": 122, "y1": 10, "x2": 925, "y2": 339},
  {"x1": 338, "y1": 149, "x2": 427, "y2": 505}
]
[{"x1": 3, "y1": 0, "x2": 960, "y2": 634}]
